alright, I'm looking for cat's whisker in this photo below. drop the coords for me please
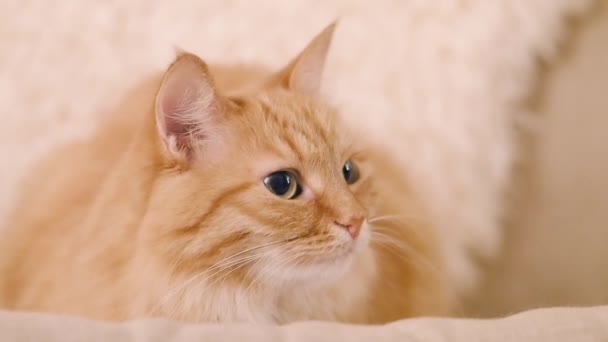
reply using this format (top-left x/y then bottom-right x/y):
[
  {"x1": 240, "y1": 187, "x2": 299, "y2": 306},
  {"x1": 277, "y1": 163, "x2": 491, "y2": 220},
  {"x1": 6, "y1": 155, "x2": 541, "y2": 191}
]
[
  {"x1": 185, "y1": 251, "x2": 276, "y2": 318},
  {"x1": 242, "y1": 239, "x2": 314, "y2": 297},
  {"x1": 368, "y1": 214, "x2": 431, "y2": 243},
  {"x1": 149, "y1": 240, "x2": 291, "y2": 315},
  {"x1": 157, "y1": 236, "x2": 303, "y2": 315},
  {"x1": 252, "y1": 250, "x2": 305, "y2": 295},
  {"x1": 151, "y1": 253, "x2": 259, "y2": 316},
  {"x1": 243, "y1": 252, "x2": 287, "y2": 293},
  {"x1": 243, "y1": 247, "x2": 294, "y2": 295},
  {"x1": 211, "y1": 240, "x2": 288, "y2": 265},
  {"x1": 370, "y1": 230, "x2": 440, "y2": 278},
  {"x1": 274, "y1": 251, "x2": 308, "y2": 289},
  {"x1": 204, "y1": 253, "x2": 269, "y2": 293},
  {"x1": 171, "y1": 255, "x2": 260, "y2": 320},
  {"x1": 368, "y1": 214, "x2": 427, "y2": 225},
  {"x1": 369, "y1": 232, "x2": 460, "y2": 316}
]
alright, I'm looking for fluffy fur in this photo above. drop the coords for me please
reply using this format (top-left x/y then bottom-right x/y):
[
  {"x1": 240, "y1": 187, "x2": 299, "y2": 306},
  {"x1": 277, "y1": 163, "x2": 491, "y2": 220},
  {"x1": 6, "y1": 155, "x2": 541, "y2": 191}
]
[{"x1": 0, "y1": 25, "x2": 449, "y2": 323}]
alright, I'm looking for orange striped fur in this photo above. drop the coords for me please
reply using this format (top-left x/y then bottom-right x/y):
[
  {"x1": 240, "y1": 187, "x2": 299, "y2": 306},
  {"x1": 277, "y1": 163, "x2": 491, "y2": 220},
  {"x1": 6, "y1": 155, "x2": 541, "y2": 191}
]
[{"x1": 0, "y1": 23, "x2": 451, "y2": 323}]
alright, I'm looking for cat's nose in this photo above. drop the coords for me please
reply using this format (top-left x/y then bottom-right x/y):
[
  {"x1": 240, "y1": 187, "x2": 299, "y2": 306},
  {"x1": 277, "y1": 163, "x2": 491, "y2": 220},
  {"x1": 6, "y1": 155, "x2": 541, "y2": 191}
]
[{"x1": 334, "y1": 216, "x2": 364, "y2": 239}]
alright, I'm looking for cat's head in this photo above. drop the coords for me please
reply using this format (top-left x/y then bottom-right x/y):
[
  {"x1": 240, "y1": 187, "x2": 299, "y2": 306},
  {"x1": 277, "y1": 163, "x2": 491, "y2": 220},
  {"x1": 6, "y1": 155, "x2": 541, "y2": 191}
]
[{"x1": 144, "y1": 23, "x2": 377, "y2": 289}]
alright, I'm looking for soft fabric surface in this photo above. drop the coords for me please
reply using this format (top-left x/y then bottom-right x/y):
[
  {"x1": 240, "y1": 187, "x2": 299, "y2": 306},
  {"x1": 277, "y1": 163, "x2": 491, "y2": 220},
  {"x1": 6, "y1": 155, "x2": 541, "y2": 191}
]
[{"x1": 1, "y1": 306, "x2": 608, "y2": 341}]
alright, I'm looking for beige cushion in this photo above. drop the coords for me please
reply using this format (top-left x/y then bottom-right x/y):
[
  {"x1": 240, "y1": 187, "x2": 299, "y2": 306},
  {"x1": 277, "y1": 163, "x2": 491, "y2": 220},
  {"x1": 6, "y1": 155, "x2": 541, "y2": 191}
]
[{"x1": 1, "y1": 307, "x2": 607, "y2": 341}]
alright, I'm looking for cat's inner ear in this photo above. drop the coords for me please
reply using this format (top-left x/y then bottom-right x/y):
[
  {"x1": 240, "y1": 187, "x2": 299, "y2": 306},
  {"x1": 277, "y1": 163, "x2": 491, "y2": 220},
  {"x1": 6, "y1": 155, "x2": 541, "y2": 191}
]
[
  {"x1": 155, "y1": 52, "x2": 220, "y2": 161},
  {"x1": 273, "y1": 22, "x2": 336, "y2": 96}
]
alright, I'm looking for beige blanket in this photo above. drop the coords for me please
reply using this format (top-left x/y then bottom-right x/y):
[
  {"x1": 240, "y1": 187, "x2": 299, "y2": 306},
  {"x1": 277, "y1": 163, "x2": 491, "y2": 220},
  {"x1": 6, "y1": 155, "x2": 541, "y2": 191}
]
[{"x1": 1, "y1": 307, "x2": 608, "y2": 341}]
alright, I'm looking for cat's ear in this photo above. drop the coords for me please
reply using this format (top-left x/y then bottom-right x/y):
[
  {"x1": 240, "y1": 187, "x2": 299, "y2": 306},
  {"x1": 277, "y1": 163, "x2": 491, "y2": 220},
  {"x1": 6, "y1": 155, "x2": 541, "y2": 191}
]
[
  {"x1": 271, "y1": 22, "x2": 337, "y2": 96},
  {"x1": 155, "y1": 52, "x2": 222, "y2": 162}
]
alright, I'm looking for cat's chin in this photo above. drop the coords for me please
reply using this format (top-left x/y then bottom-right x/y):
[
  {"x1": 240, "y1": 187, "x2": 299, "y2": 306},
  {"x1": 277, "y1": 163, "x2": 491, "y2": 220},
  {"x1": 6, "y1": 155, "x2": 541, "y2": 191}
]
[
  {"x1": 269, "y1": 227, "x2": 371, "y2": 287},
  {"x1": 275, "y1": 252, "x2": 356, "y2": 287}
]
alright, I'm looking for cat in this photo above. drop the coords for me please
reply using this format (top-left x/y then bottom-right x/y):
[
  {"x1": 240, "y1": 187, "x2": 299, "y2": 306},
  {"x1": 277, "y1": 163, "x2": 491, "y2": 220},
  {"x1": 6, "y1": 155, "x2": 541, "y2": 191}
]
[{"x1": 0, "y1": 23, "x2": 451, "y2": 324}]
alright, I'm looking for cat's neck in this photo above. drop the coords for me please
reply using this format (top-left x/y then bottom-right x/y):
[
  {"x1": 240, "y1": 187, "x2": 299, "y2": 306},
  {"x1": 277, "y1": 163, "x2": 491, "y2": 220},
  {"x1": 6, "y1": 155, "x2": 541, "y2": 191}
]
[{"x1": 139, "y1": 245, "x2": 378, "y2": 323}]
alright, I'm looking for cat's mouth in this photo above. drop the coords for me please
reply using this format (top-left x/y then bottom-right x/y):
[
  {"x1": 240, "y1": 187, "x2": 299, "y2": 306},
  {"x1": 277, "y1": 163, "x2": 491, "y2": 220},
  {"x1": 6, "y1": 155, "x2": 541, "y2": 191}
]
[
  {"x1": 320, "y1": 221, "x2": 369, "y2": 262},
  {"x1": 293, "y1": 230, "x2": 368, "y2": 270},
  {"x1": 263, "y1": 223, "x2": 370, "y2": 284},
  {"x1": 318, "y1": 243, "x2": 357, "y2": 262}
]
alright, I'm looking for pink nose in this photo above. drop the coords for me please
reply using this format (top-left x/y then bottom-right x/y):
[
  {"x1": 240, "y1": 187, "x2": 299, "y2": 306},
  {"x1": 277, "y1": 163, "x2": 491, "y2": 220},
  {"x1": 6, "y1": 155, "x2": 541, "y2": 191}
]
[{"x1": 334, "y1": 216, "x2": 364, "y2": 239}]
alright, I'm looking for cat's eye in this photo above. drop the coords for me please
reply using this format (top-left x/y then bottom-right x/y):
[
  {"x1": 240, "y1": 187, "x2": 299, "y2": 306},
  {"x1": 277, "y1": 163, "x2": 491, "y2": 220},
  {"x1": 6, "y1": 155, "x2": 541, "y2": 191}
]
[
  {"x1": 342, "y1": 159, "x2": 360, "y2": 184},
  {"x1": 263, "y1": 170, "x2": 302, "y2": 199}
]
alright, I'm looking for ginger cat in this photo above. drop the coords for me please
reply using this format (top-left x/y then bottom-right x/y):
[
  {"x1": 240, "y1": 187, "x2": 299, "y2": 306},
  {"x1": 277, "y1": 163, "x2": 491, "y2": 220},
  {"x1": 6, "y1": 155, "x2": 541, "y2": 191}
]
[{"x1": 0, "y1": 23, "x2": 450, "y2": 323}]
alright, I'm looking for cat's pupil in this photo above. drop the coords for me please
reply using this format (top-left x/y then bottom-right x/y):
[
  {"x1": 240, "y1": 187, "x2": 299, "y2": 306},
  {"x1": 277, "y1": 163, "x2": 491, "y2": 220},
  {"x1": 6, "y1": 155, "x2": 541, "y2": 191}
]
[
  {"x1": 343, "y1": 159, "x2": 360, "y2": 184},
  {"x1": 268, "y1": 173, "x2": 291, "y2": 194},
  {"x1": 263, "y1": 171, "x2": 301, "y2": 199}
]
